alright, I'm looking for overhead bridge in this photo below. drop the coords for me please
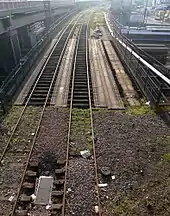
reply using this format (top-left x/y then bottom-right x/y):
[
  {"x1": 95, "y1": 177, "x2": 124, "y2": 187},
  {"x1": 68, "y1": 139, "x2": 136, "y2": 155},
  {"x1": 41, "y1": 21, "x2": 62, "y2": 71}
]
[{"x1": 105, "y1": 13, "x2": 170, "y2": 107}]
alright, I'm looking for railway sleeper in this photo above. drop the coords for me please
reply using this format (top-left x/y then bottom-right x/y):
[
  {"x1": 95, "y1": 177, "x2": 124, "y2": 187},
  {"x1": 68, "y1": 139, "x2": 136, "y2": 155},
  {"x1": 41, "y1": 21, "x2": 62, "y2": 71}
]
[
  {"x1": 31, "y1": 93, "x2": 53, "y2": 98},
  {"x1": 74, "y1": 95, "x2": 89, "y2": 99},
  {"x1": 72, "y1": 103, "x2": 89, "y2": 108}
]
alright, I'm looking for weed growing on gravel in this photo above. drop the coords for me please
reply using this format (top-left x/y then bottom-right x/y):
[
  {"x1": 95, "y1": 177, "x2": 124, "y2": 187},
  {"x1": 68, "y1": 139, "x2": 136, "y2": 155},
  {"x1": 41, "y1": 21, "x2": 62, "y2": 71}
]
[
  {"x1": 127, "y1": 105, "x2": 155, "y2": 116},
  {"x1": 162, "y1": 153, "x2": 170, "y2": 162},
  {"x1": 71, "y1": 108, "x2": 93, "y2": 153},
  {"x1": 112, "y1": 196, "x2": 137, "y2": 215},
  {"x1": 9, "y1": 106, "x2": 41, "y2": 147},
  {"x1": 3, "y1": 106, "x2": 23, "y2": 132}
]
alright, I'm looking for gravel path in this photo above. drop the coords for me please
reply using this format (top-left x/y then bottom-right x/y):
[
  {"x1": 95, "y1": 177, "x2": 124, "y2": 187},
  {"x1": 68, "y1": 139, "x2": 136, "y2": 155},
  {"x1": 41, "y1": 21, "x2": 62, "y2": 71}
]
[{"x1": 93, "y1": 110, "x2": 170, "y2": 216}]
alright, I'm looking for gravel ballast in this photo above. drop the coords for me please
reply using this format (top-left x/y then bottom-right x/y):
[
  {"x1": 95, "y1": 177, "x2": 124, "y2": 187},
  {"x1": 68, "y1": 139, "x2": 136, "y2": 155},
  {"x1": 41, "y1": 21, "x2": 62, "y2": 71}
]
[
  {"x1": 31, "y1": 107, "x2": 69, "y2": 171},
  {"x1": 93, "y1": 110, "x2": 170, "y2": 216},
  {"x1": 0, "y1": 106, "x2": 41, "y2": 216},
  {"x1": 65, "y1": 109, "x2": 98, "y2": 216},
  {"x1": 0, "y1": 107, "x2": 69, "y2": 215}
]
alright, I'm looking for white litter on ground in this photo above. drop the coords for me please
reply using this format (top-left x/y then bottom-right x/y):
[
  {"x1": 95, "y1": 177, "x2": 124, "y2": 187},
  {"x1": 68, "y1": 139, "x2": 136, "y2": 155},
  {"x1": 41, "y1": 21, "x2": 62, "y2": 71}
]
[{"x1": 98, "y1": 183, "x2": 108, "y2": 187}]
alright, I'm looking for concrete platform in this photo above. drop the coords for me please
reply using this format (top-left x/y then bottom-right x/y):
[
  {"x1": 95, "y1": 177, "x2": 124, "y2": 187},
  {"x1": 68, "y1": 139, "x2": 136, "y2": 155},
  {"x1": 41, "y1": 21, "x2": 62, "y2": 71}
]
[
  {"x1": 89, "y1": 38, "x2": 124, "y2": 109},
  {"x1": 103, "y1": 40, "x2": 139, "y2": 106},
  {"x1": 50, "y1": 38, "x2": 77, "y2": 107}
]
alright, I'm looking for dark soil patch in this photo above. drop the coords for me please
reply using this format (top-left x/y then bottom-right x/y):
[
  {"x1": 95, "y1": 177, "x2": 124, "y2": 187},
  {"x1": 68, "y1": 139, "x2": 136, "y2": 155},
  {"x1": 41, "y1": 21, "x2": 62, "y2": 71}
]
[{"x1": 93, "y1": 110, "x2": 170, "y2": 216}]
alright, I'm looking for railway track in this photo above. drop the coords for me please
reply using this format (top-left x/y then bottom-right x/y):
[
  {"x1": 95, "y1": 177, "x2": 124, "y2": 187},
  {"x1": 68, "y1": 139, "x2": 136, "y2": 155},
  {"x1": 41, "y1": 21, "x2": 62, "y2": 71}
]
[
  {"x1": 67, "y1": 24, "x2": 94, "y2": 108},
  {"x1": 0, "y1": 14, "x2": 81, "y2": 163},
  {"x1": 0, "y1": 13, "x2": 84, "y2": 216},
  {"x1": 70, "y1": 25, "x2": 90, "y2": 108},
  {"x1": 63, "y1": 18, "x2": 101, "y2": 215},
  {"x1": 25, "y1": 25, "x2": 75, "y2": 106}
]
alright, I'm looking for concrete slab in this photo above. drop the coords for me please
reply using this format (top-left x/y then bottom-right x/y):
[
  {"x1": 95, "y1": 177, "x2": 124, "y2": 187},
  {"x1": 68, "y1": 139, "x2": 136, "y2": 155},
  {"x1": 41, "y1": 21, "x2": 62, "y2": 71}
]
[{"x1": 35, "y1": 176, "x2": 53, "y2": 205}]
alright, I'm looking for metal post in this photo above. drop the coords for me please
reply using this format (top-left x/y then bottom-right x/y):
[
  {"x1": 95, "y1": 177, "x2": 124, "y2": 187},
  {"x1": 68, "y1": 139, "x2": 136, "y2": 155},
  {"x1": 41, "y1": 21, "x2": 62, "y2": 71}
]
[
  {"x1": 161, "y1": 10, "x2": 166, "y2": 25},
  {"x1": 127, "y1": 0, "x2": 133, "y2": 32},
  {"x1": 143, "y1": 0, "x2": 149, "y2": 26}
]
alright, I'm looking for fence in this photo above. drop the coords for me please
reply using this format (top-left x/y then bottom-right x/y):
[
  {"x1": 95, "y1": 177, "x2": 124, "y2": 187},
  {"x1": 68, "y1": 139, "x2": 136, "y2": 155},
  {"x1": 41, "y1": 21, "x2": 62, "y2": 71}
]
[{"x1": 106, "y1": 12, "x2": 170, "y2": 106}]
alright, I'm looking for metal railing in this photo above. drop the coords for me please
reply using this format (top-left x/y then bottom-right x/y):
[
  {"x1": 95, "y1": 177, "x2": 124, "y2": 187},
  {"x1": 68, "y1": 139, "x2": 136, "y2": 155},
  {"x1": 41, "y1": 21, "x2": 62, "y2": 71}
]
[{"x1": 106, "y1": 12, "x2": 170, "y2": 106}]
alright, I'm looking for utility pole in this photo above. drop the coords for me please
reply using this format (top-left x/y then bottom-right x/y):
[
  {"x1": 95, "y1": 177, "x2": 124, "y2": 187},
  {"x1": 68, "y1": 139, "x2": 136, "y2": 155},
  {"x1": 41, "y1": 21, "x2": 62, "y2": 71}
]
[
  {"x1": 43, "y1": 0, "x2": 52, "y2": 31},
  {"x1": 127, "y1": 0, "x2": 133, "y2": 32},
  {"x1": 143, "y1": 0, "x2": 149, "y2": 25}
]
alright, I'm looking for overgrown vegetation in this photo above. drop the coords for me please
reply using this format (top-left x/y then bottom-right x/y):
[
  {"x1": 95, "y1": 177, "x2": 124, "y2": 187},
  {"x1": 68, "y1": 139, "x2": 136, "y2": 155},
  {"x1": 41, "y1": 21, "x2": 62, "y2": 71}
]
[
  {"x1": 0, "y1": 106, "x2": 41, "y2": 153},
  {"x1": 162, "y1": 153, "x2": 170, "y2": 162},
  {"x1": 112, "y1": 195, "x2": 137, "y2": 215},
  {"x1": 70, "y1": 108, "x2": 93, "y2": 153},
  {"x1": 127, "y1": 105, "x2": 155, "y2": 116}
]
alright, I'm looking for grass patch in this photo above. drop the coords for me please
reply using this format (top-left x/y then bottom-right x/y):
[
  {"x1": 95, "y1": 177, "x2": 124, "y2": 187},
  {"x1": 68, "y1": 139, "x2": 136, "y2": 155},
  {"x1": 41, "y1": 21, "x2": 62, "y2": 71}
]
[
  {"x1": 0, "y1": 106, "x2": 42, "y2": 153},
  {"x1": 162, "y1": 153, "x2": 170, "y2": 162},
  {"x1": 112, "y1": 196, "x2": 137, "y2": 215},
  {"x1": 9, "y1": 106, "x2": 41, "y2": 149},
  {"x1": 71, "y1": 108, "x2": 93, "y2": 152},
  {"x1": 127, "y1": 105, "x2": 155, "y2": 116},
  {"x1": 3, "y1": 106, "x2": 23, "y2": 132}
]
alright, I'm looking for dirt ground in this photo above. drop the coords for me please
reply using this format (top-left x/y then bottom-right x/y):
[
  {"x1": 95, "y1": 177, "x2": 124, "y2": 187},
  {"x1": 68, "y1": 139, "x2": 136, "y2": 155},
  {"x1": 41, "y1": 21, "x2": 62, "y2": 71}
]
[{"x1": 93, "y1": 108, "x2": 170, "y2": 216}]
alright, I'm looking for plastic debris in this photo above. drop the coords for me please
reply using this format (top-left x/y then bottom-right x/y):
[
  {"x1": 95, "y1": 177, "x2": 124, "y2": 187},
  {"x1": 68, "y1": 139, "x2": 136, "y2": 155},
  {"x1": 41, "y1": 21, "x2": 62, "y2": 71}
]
[
  {"x1": 8, "y1": 195, "x2": 15, "y2": 202},
  {"x1": 70, "y1": 142, "x2": 75, "y2": 147},
  {"x1": 1, "y1": 160, "x2": 4, "y2": 164},
  {"x1": 67, "y1": 188, "x2": 72, "y2": 194},
  {"x1": 80, "y1": 150, "x2": 91, "y2": 158},
  {"x1": 46, "y1": 204, "x2": 51, "y2": 210},
  {"x1": 111, "y1": 175, "x2": 116, "y2": 180},
  {"x1": 145, "y1": 101, "x2": 150, "y2": 106},
  {"x1": 98, "y1": 183, "x2": 108, "y2": 187},
  {"x1": 31, "y1": 194, "x2": 36, "y2": 201},
  {"x1": 95, "y1": 205, "x2": 99, "y2": 213},
  {"x1": 31, "y1": 133, "x2": 35, "y2": 136},
  {"x1": 67, "y1": 188, "x2": 72, "y2": 193}
]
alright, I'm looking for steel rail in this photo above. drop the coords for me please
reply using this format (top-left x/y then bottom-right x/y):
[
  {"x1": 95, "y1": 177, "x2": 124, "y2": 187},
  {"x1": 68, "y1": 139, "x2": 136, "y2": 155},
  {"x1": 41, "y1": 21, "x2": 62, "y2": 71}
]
[
  {"x1": 62, "y1": 21, "x2": 83, "y2": 216},
  {"x1": 10, "y1": 14, "x2": 83, "y2": 216},
  {"x1": 63, "y1": 11, "x2": 101, "y2": 216},
  {"x1": 0, "y1": 14, "x2": 81, "y2": 163},
  {"x1": 86, "y1": 13, "x2": 101, "y2": 216}
]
